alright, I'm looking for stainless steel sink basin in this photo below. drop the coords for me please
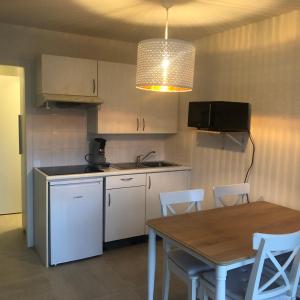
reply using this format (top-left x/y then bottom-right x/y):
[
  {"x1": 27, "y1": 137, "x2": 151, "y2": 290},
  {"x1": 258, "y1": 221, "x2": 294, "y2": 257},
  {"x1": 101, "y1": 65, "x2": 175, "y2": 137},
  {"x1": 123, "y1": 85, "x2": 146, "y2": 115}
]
[
  {"x1": 112, "y1": 161, "x2": 179, "y2": 170},
  {"x1": 112, "y1": 162, "x2": 147, "y2": 170},
  {"x1": 142, "y1": 161, "x2": 179, "y2": 168}
]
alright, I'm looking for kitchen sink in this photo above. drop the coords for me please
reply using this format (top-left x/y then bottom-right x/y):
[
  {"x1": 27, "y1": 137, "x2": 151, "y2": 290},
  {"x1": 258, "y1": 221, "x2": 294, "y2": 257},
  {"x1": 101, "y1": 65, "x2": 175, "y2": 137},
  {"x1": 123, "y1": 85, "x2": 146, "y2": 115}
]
[
  {"x1": 112, "y1": 162, "x2": 147, "y2": 170},
  {"x1": 112, "y1": 161, "x2": 179, "y2": 170},
  {"x1": 142, "y1": 161, "x2": 179, "y2": 168}
]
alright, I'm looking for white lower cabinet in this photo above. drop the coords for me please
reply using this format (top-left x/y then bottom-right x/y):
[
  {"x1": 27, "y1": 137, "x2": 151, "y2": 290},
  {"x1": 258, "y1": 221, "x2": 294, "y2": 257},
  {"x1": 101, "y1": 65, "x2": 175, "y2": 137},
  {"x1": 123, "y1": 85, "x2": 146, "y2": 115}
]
[
  {"x1": 104, "y1": 174, "x2": 146, "y2": 242},
  {"x1": 145, "y1": 171, "x2": 190, "y2": 222},
  {"x1": 104, "y1": 170, "x2": 190, "y2": 242},
  {"x1": 105, "y1": 186, "x2": 146, "y2": 242}
]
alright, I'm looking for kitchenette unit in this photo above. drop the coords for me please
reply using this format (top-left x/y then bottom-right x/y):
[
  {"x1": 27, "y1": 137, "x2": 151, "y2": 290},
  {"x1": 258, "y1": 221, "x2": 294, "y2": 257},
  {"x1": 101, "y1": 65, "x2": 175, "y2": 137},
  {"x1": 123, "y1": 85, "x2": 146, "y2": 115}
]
[
  {"x1": 34, "y1": 163, "x2": 191, "y2": 267},
  {"x1": 33, "y1": 53, "x2": 191, "y2": 267}
]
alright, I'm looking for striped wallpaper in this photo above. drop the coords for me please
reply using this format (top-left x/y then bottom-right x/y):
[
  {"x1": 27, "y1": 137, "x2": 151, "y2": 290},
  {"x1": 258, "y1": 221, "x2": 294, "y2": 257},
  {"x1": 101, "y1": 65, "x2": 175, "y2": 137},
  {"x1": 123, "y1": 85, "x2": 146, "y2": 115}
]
[{"x1": 166, "y1": 10, "x2": 300, "y2": 210}]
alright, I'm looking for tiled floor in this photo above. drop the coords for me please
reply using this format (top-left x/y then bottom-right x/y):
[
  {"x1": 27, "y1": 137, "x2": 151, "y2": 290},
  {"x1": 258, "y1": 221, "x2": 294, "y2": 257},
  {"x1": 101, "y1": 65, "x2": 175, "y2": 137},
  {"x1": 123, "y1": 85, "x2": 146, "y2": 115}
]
[{"x1": 0, "y1": 214, "x2": 187, "y2": 300}]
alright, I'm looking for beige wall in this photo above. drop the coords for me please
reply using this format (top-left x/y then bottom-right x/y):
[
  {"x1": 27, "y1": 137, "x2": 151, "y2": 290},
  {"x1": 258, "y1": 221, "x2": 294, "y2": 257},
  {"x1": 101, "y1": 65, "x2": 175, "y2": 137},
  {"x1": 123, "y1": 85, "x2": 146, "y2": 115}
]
[{"x1": 166, "y1": 10, "x2": 300, "y2": 210}]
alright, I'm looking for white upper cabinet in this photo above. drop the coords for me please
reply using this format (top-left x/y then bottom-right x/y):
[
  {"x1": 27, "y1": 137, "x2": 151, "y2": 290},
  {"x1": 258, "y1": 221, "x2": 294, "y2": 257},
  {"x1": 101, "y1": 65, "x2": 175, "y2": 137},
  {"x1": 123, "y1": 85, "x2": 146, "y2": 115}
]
[
  {"x1": 139, "y1": 91, "x2": 178, "y2": 134},
  {"x1": 96, "y1": 61, "x2": 141, "y2": 133},
  {"x1": 41, "y1": 54, "x2": 98, "y2": 96},
  {"x1": 37, "y1": 54, "x2": 100, "y2": 106},
  {"x1": 87, "y1": 61, "x2": 179, "y2": 134}
]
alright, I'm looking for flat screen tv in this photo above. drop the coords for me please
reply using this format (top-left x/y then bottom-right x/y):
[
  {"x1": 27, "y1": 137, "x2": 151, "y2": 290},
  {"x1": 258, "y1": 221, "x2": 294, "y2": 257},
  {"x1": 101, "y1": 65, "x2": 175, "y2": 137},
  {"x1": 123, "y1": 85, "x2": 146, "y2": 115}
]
[{"x1": 188, "y1": 101, "x2": 251, "y2": 132}]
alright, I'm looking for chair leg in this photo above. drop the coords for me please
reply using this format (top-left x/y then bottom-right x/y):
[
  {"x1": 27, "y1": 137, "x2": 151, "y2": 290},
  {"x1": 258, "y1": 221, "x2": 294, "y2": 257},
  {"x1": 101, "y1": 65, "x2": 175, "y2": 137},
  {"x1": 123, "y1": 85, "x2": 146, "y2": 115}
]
[
  {"x1": 188, "y1": 278, "x2": 197, "y2": 300},
  {"x1": 198, "y1": 285, "x2": 204, "y2": 300},
  {"x1": 199, "y1": 285, "x2": 208, "y2": 300},
  {"x1": 162, "y1": 257, "x2": 170, "y2": 300}
]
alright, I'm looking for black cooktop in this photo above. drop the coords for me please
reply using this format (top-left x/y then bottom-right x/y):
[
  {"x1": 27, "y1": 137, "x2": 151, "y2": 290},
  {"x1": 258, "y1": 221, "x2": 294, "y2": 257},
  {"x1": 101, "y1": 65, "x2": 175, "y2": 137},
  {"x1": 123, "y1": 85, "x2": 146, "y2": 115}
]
[{"x1": 39, "y1": 165, "x2": 105, "y2": 176}]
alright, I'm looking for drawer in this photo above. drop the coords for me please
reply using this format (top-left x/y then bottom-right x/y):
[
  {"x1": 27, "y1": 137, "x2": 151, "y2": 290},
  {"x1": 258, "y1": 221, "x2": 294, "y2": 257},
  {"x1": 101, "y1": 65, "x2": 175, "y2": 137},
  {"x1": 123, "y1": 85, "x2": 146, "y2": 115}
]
[{"x1": 106, "y1": 174, "x2": 146, "y2": 189}]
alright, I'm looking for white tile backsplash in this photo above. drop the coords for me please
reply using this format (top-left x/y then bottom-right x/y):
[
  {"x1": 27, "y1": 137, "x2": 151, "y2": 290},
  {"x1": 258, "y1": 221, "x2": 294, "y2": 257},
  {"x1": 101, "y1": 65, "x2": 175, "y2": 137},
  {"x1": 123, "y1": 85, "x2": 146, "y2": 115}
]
[
  {"x1": 32, "y1": 107, "x2": 89, "y2": 167},
  {"x1": 32, "y1": 107, "x2": 168, "y2": 167},
  {"x1": 102, "y1": 135, "x2": 166, "y2": 163}
]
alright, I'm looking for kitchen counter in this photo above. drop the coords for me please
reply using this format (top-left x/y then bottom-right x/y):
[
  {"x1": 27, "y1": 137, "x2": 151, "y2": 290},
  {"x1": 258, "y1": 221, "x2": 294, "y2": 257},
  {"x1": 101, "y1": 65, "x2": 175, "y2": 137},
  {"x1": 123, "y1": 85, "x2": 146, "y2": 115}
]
[{"x1": 35, "y1": 164, "x2": 191, "y2": 181}]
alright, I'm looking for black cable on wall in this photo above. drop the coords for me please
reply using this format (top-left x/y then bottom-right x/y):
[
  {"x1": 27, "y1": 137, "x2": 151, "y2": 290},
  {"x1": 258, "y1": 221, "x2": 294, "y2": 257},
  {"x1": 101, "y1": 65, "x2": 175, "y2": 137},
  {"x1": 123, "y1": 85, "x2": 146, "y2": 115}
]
[{"x1": 244, "y1": 131, "x2": 255, "y2": 203}]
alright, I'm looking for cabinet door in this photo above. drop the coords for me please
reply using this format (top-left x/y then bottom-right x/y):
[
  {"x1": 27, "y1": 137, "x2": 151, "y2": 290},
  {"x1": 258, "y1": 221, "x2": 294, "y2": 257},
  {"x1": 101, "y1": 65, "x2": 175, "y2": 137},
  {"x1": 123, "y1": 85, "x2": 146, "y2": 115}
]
[
  {"x1": 140, "y1": 91, "x2": 179, "y2": 133},
  {"x1": 105, "y1": 186, "x2": 145, "y2": 242},
  {"x1": 146, "y1": 171, "x2": 190, "y2": 222},
  {"x1": 97, "y1": 61, "x2": 141, "y2": 134},
  {"x1": 41, "y1": 55, "x2": 98, "y2": 96}
]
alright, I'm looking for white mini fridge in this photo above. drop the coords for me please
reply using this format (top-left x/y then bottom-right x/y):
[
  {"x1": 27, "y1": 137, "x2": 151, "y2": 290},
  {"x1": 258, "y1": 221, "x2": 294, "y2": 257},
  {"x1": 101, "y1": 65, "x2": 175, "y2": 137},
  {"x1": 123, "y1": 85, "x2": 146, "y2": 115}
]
[{"x1": 49, "y1": 177, "x2": 103, "y2": 265}]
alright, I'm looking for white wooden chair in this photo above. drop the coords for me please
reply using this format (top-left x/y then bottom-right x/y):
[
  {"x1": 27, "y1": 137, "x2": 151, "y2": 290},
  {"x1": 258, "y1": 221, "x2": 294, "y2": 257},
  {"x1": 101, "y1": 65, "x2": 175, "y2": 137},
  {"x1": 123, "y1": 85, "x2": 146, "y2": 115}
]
[
  {"x1": 198, "y1": 230, "x2": 300, "y2": 300},
  {"x1": 160, "y1": 189, "x2": 211, "y2": 300},
  {"x1": 213, "y1": 183, "x2": 250, "y2": 208}
]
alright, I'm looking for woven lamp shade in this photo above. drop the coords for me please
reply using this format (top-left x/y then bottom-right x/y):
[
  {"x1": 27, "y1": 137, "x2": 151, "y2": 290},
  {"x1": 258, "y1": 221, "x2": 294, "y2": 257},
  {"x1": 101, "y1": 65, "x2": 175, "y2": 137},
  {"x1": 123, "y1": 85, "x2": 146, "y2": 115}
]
[{"x1": 136, "y1": 38, "x2": 196, "y2": 92}]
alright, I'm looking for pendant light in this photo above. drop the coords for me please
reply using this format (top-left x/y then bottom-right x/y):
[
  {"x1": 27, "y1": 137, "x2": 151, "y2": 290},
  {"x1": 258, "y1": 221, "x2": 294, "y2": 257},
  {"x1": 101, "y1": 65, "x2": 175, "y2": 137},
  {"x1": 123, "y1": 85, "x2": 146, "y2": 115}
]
[{"x1": 136, "y1": 2, "x2": 195, "y2": 92}]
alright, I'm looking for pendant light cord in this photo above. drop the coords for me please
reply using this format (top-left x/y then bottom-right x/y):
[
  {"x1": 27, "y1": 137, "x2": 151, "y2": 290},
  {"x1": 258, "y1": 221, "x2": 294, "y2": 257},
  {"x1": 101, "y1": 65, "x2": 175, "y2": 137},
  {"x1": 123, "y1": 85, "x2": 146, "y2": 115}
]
[{"x1": 165, "y1": 8, "x2": 169, "y2": 40}]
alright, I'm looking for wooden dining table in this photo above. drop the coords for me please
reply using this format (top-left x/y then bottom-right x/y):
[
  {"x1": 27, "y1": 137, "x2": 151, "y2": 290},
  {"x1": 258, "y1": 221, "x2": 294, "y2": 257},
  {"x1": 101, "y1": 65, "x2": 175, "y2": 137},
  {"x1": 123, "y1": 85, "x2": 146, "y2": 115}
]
[{"x1": 147, "y1": 201, "x2": 300, "y2": 300}]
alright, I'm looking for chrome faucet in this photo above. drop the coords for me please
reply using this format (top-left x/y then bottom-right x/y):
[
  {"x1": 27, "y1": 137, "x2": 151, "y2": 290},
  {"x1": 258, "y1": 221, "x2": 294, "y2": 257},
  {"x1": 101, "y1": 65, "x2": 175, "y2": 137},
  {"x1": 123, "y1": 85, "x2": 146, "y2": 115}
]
[{"x1": 136, "y1": 151, "x2": 156, "y2": 167}]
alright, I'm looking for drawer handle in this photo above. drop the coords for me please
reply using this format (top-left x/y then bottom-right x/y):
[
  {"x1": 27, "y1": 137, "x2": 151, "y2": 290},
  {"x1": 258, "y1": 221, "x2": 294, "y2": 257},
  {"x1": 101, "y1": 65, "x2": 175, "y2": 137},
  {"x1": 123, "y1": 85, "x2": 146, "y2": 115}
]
[
  {"x1": 120, "y1": 178, "x2": 134, "y2": 181},
  {"x1": 73, "y1": 195, "x2": 83, "y2": 199}
]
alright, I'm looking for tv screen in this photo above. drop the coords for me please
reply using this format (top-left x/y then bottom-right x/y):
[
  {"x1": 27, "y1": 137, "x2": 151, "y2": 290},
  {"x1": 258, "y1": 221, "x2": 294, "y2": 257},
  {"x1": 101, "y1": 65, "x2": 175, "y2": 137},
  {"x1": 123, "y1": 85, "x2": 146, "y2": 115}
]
[{"x1": 188, "y1": 101, "x2": 251, "y2": 132}]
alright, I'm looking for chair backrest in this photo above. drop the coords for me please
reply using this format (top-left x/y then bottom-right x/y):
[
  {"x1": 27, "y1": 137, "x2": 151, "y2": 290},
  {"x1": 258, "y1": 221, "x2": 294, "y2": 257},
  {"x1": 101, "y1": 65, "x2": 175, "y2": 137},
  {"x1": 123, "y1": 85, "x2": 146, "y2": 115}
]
[
  {"x1": 245, "y1": 231, "x2": 300, "y2": 300},
  {"x1": 213, "y1": 183, "x2": 250, "y2": 207},
  {"x1": 160, "y1": 189, "x2": 205, "y2": 217}
]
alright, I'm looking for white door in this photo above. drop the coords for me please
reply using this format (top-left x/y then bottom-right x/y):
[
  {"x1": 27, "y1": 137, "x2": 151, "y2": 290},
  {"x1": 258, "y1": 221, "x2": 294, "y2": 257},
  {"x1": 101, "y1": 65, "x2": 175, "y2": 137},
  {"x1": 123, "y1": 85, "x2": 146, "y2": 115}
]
[
  {"x1": 105, "y1": 186, "x2": 145, "y2": 242},
  {"x1": 0, "y1": 75, "x2": 22, "y2": 214},
  {"x1": 41, "y1": 54, "x2": 98, "y2": 96},
  {"x1": 146, "y1": 171, "x2": 190, "y2": 222},
  {"x1": 97, "y1": 61, "x2": 141, "y2": 133},
  {"x1": 140, "y1": 91, "x2": 179, "y2": 133}
]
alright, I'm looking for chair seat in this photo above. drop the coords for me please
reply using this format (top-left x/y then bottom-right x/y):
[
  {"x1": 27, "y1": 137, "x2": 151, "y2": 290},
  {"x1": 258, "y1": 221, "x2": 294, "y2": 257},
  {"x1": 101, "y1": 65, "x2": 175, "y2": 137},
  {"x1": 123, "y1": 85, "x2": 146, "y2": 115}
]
[
  {"x1": 168, "y1": 249, "x2": 211, "y2": 276},
  {"x1": 200, "y1": 265, "x2": 283, "y2": 300},
  {"x1": 201, "y1": 266, "x2": 252, "y2": 300}
]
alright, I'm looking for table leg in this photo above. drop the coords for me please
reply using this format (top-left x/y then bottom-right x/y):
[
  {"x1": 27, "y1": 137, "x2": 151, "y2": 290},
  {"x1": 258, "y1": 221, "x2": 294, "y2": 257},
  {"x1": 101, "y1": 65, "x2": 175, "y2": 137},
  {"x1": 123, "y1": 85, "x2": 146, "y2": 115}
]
[
  {"x1": 162, "y1": 239, "x2": 171, "y2": 300},
  {"x1": 215, "y1": 265, "x2": 227, "y2": 300},
  {"x1": 148, "y1": 228, "x2": 157, "y2": 300}
]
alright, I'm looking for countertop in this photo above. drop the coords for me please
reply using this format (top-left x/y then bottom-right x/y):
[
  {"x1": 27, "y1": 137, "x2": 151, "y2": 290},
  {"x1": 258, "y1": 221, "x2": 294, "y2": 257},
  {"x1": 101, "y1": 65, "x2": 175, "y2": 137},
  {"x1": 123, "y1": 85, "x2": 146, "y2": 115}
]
[{"x1": 34, "y1": 164, "x2": 191, "y2": 181}]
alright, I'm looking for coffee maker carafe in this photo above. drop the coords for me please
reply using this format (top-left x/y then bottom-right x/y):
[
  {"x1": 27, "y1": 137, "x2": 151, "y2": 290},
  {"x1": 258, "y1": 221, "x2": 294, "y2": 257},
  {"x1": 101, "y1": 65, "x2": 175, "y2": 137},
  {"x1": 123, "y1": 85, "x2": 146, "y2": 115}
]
[{"x1": 85, "y1": 138, "x2": 109, "y2": 167}]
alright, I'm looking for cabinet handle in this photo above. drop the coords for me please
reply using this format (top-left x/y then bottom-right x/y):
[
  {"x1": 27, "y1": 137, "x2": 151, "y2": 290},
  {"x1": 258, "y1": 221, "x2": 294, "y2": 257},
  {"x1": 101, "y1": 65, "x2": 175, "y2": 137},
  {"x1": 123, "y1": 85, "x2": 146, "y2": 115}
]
[
  {"x1": 108, "y1": 193, "x2": 111, "y2": 207},
  {"x1": 92, "y1": 79, "x2": 96, "y2": 94},
  {"x1": 121, "y1": 178, "x2": 133, "y2": 181},
  {"x1": 137, "y1": 118, "x2": 140, "y2": 131},
  {"x1": 143, "y1": 118, "x2": 145, "y2": 131},
  {"x1": 73, "y1": 195, "x2": 83, "y2": 199},
  {"x1": 148, "y1": 176, "x2": 151, "y2": 189}
]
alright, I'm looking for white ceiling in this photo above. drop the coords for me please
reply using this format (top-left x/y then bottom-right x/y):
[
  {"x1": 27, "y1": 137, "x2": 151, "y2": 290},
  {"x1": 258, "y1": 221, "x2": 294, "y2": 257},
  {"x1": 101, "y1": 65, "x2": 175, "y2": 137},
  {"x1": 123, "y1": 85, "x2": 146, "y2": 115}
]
[{"x1": 0, "y1": 0, "x2": 299, "y2": 42}]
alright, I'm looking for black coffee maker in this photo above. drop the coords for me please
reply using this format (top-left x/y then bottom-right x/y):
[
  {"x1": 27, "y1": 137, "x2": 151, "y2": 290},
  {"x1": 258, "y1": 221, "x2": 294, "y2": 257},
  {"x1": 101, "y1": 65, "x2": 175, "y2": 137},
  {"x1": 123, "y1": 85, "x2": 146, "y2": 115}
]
[{"x1": 85, "y1": 138, "x2": 110, "y2": 168}]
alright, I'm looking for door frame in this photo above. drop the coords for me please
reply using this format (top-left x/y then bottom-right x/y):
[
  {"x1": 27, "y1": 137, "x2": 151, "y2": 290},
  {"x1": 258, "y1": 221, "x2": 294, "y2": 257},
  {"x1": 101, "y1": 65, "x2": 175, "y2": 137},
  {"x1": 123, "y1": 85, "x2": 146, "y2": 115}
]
[{"x1": 0, "y1": 65, "x2": 27, "y2": 238}]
